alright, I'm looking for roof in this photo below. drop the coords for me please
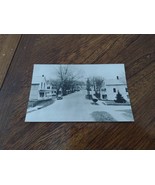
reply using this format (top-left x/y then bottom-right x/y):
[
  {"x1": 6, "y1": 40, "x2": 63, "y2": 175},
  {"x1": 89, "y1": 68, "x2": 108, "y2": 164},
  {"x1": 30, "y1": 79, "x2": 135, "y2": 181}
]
[
  {"x1": 105, "y1": 78, "x2": 127, "y2": 86},
  {"x1": 32, "y1": 76, "x2": 46, "y2": 84}
]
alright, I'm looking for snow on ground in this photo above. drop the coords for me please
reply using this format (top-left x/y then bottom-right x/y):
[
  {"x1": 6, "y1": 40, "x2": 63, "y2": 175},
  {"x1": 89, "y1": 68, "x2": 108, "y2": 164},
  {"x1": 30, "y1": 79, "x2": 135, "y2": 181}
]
[{"x1": 25, "y1": 90, "x2": 134, "y2": 122}]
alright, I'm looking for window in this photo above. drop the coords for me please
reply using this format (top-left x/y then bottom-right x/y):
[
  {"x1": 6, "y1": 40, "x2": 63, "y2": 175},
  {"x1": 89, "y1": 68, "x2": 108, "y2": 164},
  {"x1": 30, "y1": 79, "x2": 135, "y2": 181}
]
[
  {"x1": 102, "y1": 88, "x2": 106, "y2": 92},
  {"x1": 47, "y1": 86, "x2": 50, "y2": 89},
  {"x1": 41, "y1": 82, "x2": 43, "y2": 89},
  {"x1": 126, "y1": 88, "x2": 128, "y2": 92},
  {"x1": 40, "y1": 92, "x2": 44, "y2": 97},
  {"x1": 102, "y1": 94, "x2": 107, "y2": 99},
  {"x1": 44, "y1": 83, "x2": 45, "y2": 89},
  {"x1": 113, "y1": 88, "x2": 116, "y2": 93}
]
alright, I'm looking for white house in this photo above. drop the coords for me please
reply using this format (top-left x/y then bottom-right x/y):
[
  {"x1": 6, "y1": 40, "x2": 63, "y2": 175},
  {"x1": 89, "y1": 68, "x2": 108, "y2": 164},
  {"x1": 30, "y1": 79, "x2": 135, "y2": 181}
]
[
  {"x1": 29, "y1": 75, "x2": 56, "y2": 101},
  {"x1": 100, "y1": 76, "x2": 129, "y2": 101}
]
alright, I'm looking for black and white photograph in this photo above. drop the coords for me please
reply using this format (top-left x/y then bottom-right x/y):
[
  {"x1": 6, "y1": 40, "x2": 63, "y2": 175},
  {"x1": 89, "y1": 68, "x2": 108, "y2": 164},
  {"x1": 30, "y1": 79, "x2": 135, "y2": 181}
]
[{"x1": 25, "y1": 64, "x2": 134, "y2": 122}]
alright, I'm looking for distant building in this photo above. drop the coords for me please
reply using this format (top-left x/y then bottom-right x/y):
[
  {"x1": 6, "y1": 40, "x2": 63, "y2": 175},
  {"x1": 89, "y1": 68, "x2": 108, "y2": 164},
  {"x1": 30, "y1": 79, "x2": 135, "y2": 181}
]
[
  {"x1": 29, "y1": 75, "x2": 56, "y2": 101},
  {"x1": 101, "y1": 76, "x2": 129, "y2": 101}
]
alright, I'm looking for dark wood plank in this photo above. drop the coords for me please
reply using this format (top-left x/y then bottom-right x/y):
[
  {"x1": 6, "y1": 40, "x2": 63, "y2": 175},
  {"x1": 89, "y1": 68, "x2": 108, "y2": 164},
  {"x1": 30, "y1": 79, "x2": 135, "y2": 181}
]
[
  {"x1": 0, "y1": 34, "x2": 155, "y2": 149},
  {"x1": 0, "y1": 34, "x2": 21, "y2": 89}
]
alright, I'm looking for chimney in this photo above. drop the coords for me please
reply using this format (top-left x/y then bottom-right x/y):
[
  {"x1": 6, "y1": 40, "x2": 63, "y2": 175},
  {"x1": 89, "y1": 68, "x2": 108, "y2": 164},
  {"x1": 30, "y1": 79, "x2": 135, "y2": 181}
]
[{"x1": 117, "y1": 76, "x2": 119, "y2": 80}]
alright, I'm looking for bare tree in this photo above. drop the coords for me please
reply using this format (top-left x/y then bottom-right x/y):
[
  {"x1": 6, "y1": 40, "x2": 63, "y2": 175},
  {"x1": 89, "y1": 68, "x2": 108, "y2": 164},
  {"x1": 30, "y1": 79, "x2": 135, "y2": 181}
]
[
  {"x1": 49, "y1": 79, "x2": 61, "y2": 95},
  {"x1": 94, "y1": 77, "x2": 104, "y2": 91},
  {"x1": 92, "y1": 76, "x2": 105, "y2": 99},
  {"x1": 56, "y1": 65, "x2": 83, "y2": 95}
]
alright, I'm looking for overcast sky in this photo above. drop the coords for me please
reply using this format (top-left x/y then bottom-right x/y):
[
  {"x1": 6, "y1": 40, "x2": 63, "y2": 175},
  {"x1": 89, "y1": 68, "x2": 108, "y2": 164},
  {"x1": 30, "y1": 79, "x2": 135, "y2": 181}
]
[{"x1": 32, "y1": 64, "x2": 126, "y2": 82}]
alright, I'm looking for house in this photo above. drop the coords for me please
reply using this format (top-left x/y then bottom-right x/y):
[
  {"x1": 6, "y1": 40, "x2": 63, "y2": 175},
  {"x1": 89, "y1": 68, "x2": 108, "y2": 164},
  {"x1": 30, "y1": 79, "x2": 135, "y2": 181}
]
[
  {"x1": 29, "y1": 75, "x2": 54, "y2": 101},
  {"x1": 100, "y1": 76, "x2": 129, "y2": 101}
]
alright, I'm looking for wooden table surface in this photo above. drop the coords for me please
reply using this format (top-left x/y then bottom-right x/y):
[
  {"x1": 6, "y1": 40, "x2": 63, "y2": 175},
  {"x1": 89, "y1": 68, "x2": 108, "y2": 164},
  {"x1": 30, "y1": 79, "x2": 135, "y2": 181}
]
[{"x1": 0, "y1": 34, "x2": 155, "y2": 149}]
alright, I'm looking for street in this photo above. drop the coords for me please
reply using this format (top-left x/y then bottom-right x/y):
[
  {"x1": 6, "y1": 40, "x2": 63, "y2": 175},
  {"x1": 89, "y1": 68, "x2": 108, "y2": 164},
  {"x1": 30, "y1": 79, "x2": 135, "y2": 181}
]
[{"x1": 25, "y1": 90, "x2": 134, "y2": 122}]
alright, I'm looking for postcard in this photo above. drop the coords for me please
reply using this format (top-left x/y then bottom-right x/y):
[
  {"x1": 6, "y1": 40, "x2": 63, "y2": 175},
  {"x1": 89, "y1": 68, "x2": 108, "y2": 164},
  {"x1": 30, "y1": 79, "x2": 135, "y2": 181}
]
[{"x1": 25, "y1": 64, "x2": 134, "y2": 122}]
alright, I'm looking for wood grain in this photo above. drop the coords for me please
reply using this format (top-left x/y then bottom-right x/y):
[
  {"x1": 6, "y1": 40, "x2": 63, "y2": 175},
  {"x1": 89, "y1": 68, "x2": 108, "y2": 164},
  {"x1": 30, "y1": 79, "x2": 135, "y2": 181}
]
[
  {"x1": 0, "y1": 34, "x2": 155, "y2": 149},
  {"x1": 0, "y1": 35, "x2": 21, "y2": 89}
]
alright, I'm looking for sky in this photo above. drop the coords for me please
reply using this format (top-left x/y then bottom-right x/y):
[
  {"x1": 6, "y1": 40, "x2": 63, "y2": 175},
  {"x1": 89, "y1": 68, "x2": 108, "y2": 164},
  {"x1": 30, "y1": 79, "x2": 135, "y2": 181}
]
[{"x1": 32, "y1": 64, "x2": 126, "y2": 82}]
